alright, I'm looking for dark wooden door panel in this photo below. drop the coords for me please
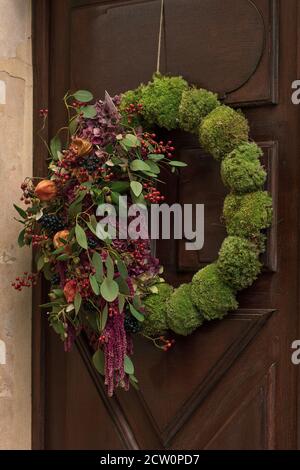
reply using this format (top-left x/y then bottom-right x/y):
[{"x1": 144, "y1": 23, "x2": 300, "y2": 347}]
[{"x1": 33, "y1": 0, "x2": 300, "y2": 450}]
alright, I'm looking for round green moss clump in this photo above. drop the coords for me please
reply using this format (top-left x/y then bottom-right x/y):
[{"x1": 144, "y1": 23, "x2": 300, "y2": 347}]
[
  {"x1": 178, "y1": 87, "x2": 220, "y2": 134},
  {"x1": 191, "y1": 264, "x2": 238, "y2": 320},
  {"x1": 223, "y1": 191, "x2": 273, "y2": 238},
  {"x1": 142, "y1": 283, "x2": 173, "y2": 337},
  {"x1": 199, "y1": 105, "x2": 249, "y2": 160},
  {"x1": 217, "y1": 236, "x2": 262, "y2": 291},
  {"x1": 140, "y1": 74, "x2": 189, "y2": 130},
  {"x1": 221, "y1": 142, "x2": 266, "y2": 193},
  {"x1": 166, "y1": 284, "x2": 204, "y2": 336}
]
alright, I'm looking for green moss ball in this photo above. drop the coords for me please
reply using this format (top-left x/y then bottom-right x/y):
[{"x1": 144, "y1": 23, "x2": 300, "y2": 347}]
[
  {"x1": 166, "y1": 283, "x2": 204, "y2": 336},
  {"x1": 178, "y1": 87, "x2": 220, "y2": 134},
  {"x1": 221, "y1": 143, "x2": 266, "y2": 193},
  {"x1": 223, "y1": 191, "x2": 273, "y2": 238},
  {"x1": 217, "y1": 236, "x2": 262, "y2": 291},
  {"x1": 191, "y1": 264, "x2": 238, "y2": 320},
  {"x1": 140, "y1": 74, "x2": 189, "y2": 130},
  {"x1": 199, "y1": 105, "x2": 249, "y2": 160},
  {"x1": 142, "y1": 283, "x2": 173, "y2": 337}
]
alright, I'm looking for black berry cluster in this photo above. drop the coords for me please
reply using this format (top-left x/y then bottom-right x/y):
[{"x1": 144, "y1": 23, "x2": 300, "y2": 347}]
[
  {"x1": 39, "y1": 214, "x2": 64, "y2": 234},
  {"x1": 88, "y1": 237, "x2": 98, "y2": 249},
  {"x1": 124, "y1": 313, "x2": 142, "y2": 334},
  {"x1": 51, "y1": 273, "x2": 60, "y2": 285},
  {"x1": 82, "y1": 154, "x2": 101, "y2": 174}
]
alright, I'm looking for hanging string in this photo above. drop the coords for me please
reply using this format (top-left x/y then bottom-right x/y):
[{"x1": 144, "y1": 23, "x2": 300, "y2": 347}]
[{"x1": 156, "y1": 0, "x2": 165, "y2": 74}]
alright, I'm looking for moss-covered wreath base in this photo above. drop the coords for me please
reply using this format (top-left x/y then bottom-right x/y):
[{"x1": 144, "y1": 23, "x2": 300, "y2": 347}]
[{"x1": 121, "y1": 74, "x2": 272, "y2": 337}]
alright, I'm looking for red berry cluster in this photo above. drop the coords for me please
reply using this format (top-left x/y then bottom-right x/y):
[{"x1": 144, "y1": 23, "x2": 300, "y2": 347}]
[
  {"x1": 39, "y1": 108, "x2": 48, "y2": 118},
  {"x1": 125, "y1": 103, "x2": 143, "y2": 124},
  {"x1": 98, "y1": 334, "x2": 107, "y2": 344},
  {"x1": 20, "y1": 180, "x2": 34, "y2": 204},
  {"x1": 108, "y1": 304, "x2": 119, "y2": 317},
  {"x1": 130, "y1": 240, "x2": 151, "y2": 264},
  {"x1": 12, "y1": 273, "x2": 37, "y2": 291},
  {"x1": 142, "y1": 133, "x2": 175, "y2": 159},
  {"x1": 143, "y1": 183, "x2": 165, "y2": 203},
  {"x1": 159, "y1": 336, "x2": 175, "y2": 352},
  {"x1": 31, "y1": 234, "x2": 48, "y2": 247}
]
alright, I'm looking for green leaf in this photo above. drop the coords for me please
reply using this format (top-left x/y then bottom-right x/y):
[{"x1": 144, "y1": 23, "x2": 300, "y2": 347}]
[
  {"x1": 118, "y1": 294, "x2": 125, "y2": 313},
  {"x1": 80, "y1": 105, "x2": 97, "y2": 119},
  {"x1": 130, "y1": 181, "x2": 143, "y2": 197},
  {"x1": 144, "y1": 160, "x2": 160, "y2": 174},
  {"x1": 69, "y1": 117, "x2": 78, "y2": 135},
  {"x1": 116, "y1": 259, "x2": 128, "y2": 279},
  {"x1": 115, "y1": 277, "x2": 130, "y2": 296},
  {"x1": 73, "y1": 90, "x2": 93, "y2": 103},
  {"x1": 75, "y1": 224, "x2": 88, "y2": 250},
  {"x1": 92, "y1": 349, "x2": 105, "y2": 375},
  {"x1": 52, "y1": 289, "x2": 64, "y2": 298},
  {"x1": 50, "y1": 135, "x2": 62, "y2": 160},
  {"x1": 129, "y1": 375, "x2": 139, "y2": 390},
  {"x1": 56, "y1": 253, "x2": 70, "y2": 261},
  {"x1": 92, "y1": 252, "x2": 104, "y2": 282},
  {"x1": 110, "y1": 181, "x2": 130, "y2": 193},
  {"x1": 13, "y1": 204, "x2": 27, "y2": 219},
  {"x1": 129, "y1": 304, "x2": 145, "y2": 322},
  {"x1": 74, "y1": 291, "x2": 82, "y2": 315},
  {"x1": 101, "y1": 304, "x2": 108, "y2": 331},
  {"x1": 89, "y1": 274, "x2": 100, "y2": 295},
  {"x1": 168, "y1": 160, "x2": 187, "y2": 167},
  {"x1": 105, "y1": 254, "x2": 115, "y2": 280},
  {"x1": 130, "y1": 159, "x2": 151, "y2": 172},
  {"x1": 148, "y1": 154, "x2": 164, "y2": 161},
  {"x1": 124, "y1": 355, "x2": 134, "y2": 375},
  {"x1": 51, "y1": 320, "x2": 66, "y2": 340},
  {"x1": 121, "y1": 134, "x2": 140, "y2": 149},
  {"x1": 18, "y1": 229, "x2": 26, "y2": 247},
  {"x1": 37, "y1": 255, "x2": 45, "y2": 272},
  {"x1": 91, "y1": 188, "x2": 104, "y2": 205},
  {"x1": 100, "y1": 278, "x2": 119, "y2": 302},
  {"x1": 68, "y1": 191, "x2": 86, "y2": 218}
]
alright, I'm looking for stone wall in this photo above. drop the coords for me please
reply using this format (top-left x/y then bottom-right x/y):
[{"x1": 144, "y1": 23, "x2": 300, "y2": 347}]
[{"x1": 0, "y1": 0, "x2": 32, "y2": 449}]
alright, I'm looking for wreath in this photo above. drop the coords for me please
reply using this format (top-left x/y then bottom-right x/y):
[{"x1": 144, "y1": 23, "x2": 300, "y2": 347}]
[{"x1": 13, "y1": 74, "x2": 273, "y2": 396}]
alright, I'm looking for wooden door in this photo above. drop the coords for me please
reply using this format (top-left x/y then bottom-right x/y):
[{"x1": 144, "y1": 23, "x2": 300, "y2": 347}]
[{"x1": 32, "y1": 0, "x2": 300, "y2": 450}]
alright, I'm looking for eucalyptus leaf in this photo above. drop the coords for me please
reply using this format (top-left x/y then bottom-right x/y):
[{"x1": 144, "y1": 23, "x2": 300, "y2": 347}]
[
  {"x1": 148, "y1": 154, "x2": 164, "y2": 161},
  {"x1": 80, "y1": 105, "x2": 97, "y2": 119},
  {"x1": 101, "y1": 304, "x2": 108, "y2": 331},
  {"x1": 130, "y1": 181, "x2": 143, "y2": 197},
  {"x1": 89, "y1": 274, "x2": 100, "y2": 295},
  {"x1": 74, "y1": 291, "x2": 82, "y2": 315},
  {"x1": 115, "y1": 277, "x2": 130, "y2": 296},
  {"x1": 168, "y1": 160, "x2": 187, "y2": 167},
  {"x1": 124, "y1": 355, "x2": 134, "y2": 375},
  {"x1": 50, "y1": 135, "x2": 62, "y2": 160},
  {"x1": 73, "y1": 90, "x2": 93, "y2": 103},
  {"x1": 118, "y1": 295, "x2": 125, "y2": 313},
  {"x1": 105, "y1": 255, "x2": 115, "y2": 280},
  {"x1": 100, "y1": 277, "x2": 119, "y2": 302},
  {"x1": 130, "y1": 160, "x2": 151, "y2": 172},
  {"x1": 75, "y1": 224, "x2": 88, "y2": 250},
  {"x1": 144, "y1": 160, "x2": 160, "y2": 174},
  {"x1": 92, "y1": 349, "x2": 105, "y2": 376},
  {"x1": 92, "y1": 252, "x2": 104, "y2": 282},
  {"x1": 129, "y1": 304, "x2": 145, "y2": 322},
  {"x1": 116, "y1": 259, "x2": 128, "y2": 279}
]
